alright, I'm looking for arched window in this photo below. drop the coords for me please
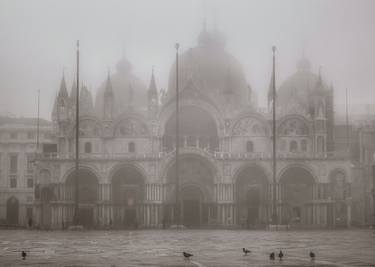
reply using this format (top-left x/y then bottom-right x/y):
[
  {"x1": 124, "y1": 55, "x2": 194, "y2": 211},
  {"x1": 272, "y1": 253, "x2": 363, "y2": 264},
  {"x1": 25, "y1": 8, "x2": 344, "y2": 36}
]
[
  {"x1": 84, "y1": 142, "x2": 92, "y2": 153},
  {"x1": 290, "y1": 140, "x2": 298, "y2": 152},
  {"x1": 128, "y1": 141, "x2": 135, "y2": 153},
  {"x1": 301, "y1": 139, "x2": 307, "y2": 152},
  {"x1": 246, "y1": 141, "x2": 254, "y2": 152}
]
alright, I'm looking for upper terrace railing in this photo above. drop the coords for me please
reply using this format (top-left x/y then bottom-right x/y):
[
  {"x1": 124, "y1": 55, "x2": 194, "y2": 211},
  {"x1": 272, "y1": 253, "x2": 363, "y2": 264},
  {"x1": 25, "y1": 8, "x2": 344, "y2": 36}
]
[{"x1": 37, "y1": 149, "x2": 349, "y2": 161}]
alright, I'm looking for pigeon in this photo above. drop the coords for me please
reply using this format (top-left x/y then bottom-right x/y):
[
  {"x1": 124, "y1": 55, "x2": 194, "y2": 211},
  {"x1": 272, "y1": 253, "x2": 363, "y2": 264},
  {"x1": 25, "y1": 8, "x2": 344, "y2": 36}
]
[
  {"x1": 21, "y1": 251, "x2": 27, "y2": 260},
  {"x1": 243, "y1": 248, "x2": 251, "y2": 255},
  {"x1": 183, "y1": 251, "x2": 193, "y2": 259},
  {"x1": 278, "y1": 250, "x2": 284, "y2": 260},
  {"x1": 269, "y1": 252, "x2": 275, "y2": 260},
  {"x1": 310, "y1": 251, "x2": 316, "y2": 260}
]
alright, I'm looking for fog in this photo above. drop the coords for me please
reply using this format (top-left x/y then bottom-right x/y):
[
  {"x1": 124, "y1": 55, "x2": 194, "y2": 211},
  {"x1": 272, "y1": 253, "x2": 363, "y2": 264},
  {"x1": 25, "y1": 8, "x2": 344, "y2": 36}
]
[{"x1": 0, "y1": 0, "x2": 374, "y2": 119}]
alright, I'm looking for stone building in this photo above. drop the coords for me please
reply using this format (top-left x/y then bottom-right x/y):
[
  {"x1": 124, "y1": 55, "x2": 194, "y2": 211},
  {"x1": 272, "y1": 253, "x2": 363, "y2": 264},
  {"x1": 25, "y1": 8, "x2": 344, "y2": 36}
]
[
  {"x1": 34, "y1": 28, "x2": 355, "y2": 229},
  {"x1": 0, "y1": 117, "x2": 52, "y2": 226}
]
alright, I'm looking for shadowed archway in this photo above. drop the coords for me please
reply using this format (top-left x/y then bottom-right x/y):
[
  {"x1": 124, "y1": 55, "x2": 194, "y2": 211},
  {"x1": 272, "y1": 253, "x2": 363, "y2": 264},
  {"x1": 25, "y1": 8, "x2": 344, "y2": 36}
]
[
  {"x1": 111, "y1": 165, "x2": 145, "y2": 228},
  {"x1": 65, "y1": 169, "x2": 99, "y2": 228},
  {"x1": 235, "y1": 165, "x2": 268, "y2": 228},
  {"x1": 166, "y1": 156, "x2": 215, "y2": 227},
  {"x1": 279, "y1": 166, "x2": 315, "y2": 225}
]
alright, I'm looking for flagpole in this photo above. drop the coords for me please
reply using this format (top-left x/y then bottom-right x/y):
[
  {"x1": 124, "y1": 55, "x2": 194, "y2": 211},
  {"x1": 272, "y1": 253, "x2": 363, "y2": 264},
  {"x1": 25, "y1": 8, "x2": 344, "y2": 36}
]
[
  {"x1": 345, "y1": 88, "x2": 350, "y2": 154},
  {"x1": 36, "y1": 89, "x2": 40, "y2": 153},
  {"x1": 74, "y1": 40, "x2": 80, "y2": 225},
  {"x1": 175, "y1": 43, "x2": 181, "y2": 227},
  {"x1": 271, "y1": 46, "x2": 278, "y2": 225}
]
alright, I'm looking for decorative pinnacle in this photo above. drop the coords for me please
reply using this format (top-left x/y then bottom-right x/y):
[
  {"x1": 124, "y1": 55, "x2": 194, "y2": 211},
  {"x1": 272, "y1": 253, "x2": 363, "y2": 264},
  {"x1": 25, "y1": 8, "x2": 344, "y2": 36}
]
[
  {"x1": 175, "y1": 43, "x2": 180, "y2": 50},
  {"x1": 272, "y1": 46, "x2": 276, "y2": 54},
  {"x1": 77, "y1": 40, "x2": 79, "y2": 48}
]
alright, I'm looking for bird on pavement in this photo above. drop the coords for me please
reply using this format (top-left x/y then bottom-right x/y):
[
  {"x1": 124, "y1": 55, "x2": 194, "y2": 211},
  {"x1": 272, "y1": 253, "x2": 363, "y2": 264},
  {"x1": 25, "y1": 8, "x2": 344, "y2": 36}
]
[
  {"x1": 278, "y1": 250, "x2": 284, "y2": 260},
  {"x1": 183, "y1": 251, "x2": 193, "y2": 259},
  {"x1": 243, "y1": 248, "x2": 251, "y2": 255},
  {"x1": 310, "y1": 251, "x2": 316, "y2": 260},
  {"x1": 269, "y1": 252, "x2": 275, "y2": 260},
  {"x1": 21, "y1": 251, "x2": 27, "y2": 260}
]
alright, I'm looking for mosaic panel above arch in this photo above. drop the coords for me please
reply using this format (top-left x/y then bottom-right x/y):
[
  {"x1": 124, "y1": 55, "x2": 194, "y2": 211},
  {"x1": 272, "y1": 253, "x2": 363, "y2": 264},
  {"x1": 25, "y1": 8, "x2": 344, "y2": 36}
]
[
  {"x1": 232, "y1": 117, "x2": 268, "y2": 136},
  {"x1": 278, "y1": 117, "x2": 309, "y2": 136},
  {"x1": 115, "y1": 118, "x2": 148, "y2": 137}
]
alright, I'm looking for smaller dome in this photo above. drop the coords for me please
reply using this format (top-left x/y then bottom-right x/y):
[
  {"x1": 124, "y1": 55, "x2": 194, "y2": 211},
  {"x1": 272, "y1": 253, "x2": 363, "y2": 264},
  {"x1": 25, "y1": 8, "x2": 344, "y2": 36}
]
[
  {"x1": 95, "y1": 57, "x2": 147, "y2": 117},
  {"x1": 198, "y1": 28, "x2": 226, "y2": 49},
  {"x1": 116, "y1": 57, "x2": 132, "y2": 73},
  {"x1": 296, "y1": 57, "x2": 311, "y2": 72}
]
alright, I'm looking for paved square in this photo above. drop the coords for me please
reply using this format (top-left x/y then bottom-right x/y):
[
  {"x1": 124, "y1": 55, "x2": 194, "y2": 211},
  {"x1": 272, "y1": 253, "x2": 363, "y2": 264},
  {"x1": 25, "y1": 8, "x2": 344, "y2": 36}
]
[{"x1": 0, "y1": 230, "x2": 374, "y2": 267}]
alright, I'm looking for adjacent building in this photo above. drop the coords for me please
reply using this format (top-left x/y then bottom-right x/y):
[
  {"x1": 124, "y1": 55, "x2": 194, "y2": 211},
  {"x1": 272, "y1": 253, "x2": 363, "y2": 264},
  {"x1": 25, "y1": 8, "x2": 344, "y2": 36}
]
[{"x1": 0, "y1": 117, "x2": 52, "y2": 226}]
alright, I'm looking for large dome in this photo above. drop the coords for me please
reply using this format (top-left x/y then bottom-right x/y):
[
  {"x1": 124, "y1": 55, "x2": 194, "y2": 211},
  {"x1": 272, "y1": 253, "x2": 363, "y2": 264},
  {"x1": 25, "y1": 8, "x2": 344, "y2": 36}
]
[
  {"x1": 95, "y1": 56, "x2": 147, "y2": 116},
  {"x1": 277, "y1": 58, "x2": 329, "y2": 114},
  {"x1": 167, "y1": 29, "x2": 249, "y2": 108}
]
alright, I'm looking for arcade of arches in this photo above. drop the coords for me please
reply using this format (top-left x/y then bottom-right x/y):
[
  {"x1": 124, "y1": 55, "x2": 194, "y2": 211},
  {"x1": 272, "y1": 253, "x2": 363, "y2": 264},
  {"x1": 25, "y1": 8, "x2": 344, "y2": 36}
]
[{"x1": 31, "y1": 163, "x2": 351, "y2": 229}]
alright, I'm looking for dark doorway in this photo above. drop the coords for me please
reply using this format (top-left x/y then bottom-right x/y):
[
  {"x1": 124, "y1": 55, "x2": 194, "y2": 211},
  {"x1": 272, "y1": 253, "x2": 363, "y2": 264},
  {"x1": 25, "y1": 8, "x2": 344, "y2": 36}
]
[
  {"x1": 6, "y1": 197, "x2": 19, "y2": 225},
  {"x1": 66, "y1": 169, "x2": 99, "y2": 227},
  {"x1": 181, "y1": 186, "x2": 202, "y2": 227},
  {"x1": 235, "y1": 165, "x2": 268, "y2": 228},
  {"x1": 111, "y1": 165, "x2": 144, "y2": 228},
  {"x1": 280, "y1": 167, "x2": 315, "y2": 224},
  {"x1": 246, "y1": 188, "x2": 261, "y2": 225},
  {"x1": 78, "y1": 207, "x2": 94, "y2": 228}
]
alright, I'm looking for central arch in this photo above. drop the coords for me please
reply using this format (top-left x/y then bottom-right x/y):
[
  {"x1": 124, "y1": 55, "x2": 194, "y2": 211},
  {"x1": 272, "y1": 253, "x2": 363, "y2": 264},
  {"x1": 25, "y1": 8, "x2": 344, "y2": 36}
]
[
  {"x1": 65, "y1": 168, "x2": 99, "y2": 228},
  {"x1": 166, "y1": 155, "x2": 215, "y2": 227},
  {"x1": 163, "y1": 106, "x2": 219, "y2": 151},
  {"x1": 235, "y1": 165, "x2": 268, "y2": 228},
  {"x1": 110, "y1": 164, "x2": 145, "y2": 228},
  {"x1": 279, "y1": 166, "x2": 315, "y2": 225}
]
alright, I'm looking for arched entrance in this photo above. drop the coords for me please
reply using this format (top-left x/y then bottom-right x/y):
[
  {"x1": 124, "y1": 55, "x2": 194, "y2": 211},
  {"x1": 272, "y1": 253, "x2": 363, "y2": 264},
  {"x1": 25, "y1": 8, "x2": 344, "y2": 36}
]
[
  {"x1": 6, "y1": 197, "x2": 19, "y2": 225},
  {"x1": 235, "y1": 165, "x2": 268, "y2": 228},
  {"x1": 66, "y1": 169, "x2": 99, "y2": 228},
  {"x1": 111, "y1": 165, "x2": 144, "y2": 228},
  {"x1": 166, "y1": 156, "x2": 215, "y2": 228},
  {"x1": 163, "y1": 106, "x2": 219, "y2": 151},
  {"x1": 181, "y1": 185, "x2": 204, "y2": 227},
  {"x1": 279, "y1": 166, "x2": 315, "y2": 225}
]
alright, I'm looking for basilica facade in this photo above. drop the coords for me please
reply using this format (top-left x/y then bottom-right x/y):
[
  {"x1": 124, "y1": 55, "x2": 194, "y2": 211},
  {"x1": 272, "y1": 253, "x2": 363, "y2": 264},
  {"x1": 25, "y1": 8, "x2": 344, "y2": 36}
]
[{"x1": 34, "y1": 28, "x2": 353, "y2": 229}]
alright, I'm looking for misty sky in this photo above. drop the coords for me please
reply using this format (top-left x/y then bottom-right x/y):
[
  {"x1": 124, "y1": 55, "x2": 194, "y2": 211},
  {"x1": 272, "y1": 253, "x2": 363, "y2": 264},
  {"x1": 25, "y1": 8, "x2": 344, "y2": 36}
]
[{"x1": 0, "y1": 0, "x2": 374, "y2": 119}]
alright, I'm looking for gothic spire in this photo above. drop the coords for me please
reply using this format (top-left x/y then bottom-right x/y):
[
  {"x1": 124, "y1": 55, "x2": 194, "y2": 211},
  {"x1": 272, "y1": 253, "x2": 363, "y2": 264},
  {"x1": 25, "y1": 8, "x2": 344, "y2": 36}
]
[
  {"x1": 148, "y1": 67, "x2": 158, "y2": 98},
  {"x1": 104, "y1": 70, "x2": 113, "y2": 98},
  {"x1": 58, "y1": 71, "x2": 68, "y2": 98}
]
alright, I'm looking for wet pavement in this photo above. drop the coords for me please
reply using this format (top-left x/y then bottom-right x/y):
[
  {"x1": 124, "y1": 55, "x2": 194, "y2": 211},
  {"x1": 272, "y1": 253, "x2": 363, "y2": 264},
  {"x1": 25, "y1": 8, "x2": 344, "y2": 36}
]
[{"x1": 0, "y1": 229, "x2": 374, "y2": 267}]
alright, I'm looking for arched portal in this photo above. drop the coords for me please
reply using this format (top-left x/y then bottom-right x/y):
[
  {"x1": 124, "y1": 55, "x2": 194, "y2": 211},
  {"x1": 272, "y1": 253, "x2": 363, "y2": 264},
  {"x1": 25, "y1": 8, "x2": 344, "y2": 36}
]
[
  {"x1": 65, "y1": 169, "x2": 99, "y2": 228},
  {"x1": 235, "y1": 165, "x2": 268, "y2": 228},
  {"x1": 6, "y1": 197, "x2": 19, "y2": 225},
  {"x1": 279, "y1": 166, "x2": 315, "y2": 225},
  {"x1": 111, "y1": 165, "x2": 144, "y2": 228},
  {"x1": 163, "y1": 106, "x2": 219, "y2": 151},
  {"x1": 166, "y1": 156, "x2": 215, "y2": 227},
  {"x1": 181, "y1": 185, "x2": 204, "y2": 227}
]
